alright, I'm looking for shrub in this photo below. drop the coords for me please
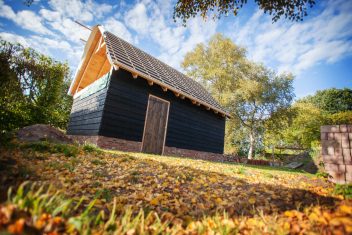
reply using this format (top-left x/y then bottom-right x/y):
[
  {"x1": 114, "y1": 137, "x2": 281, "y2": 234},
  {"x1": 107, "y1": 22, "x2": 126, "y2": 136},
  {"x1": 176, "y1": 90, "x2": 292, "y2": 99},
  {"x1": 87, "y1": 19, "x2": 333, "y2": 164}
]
[{"x1": 334, "y1": 184, "x2": 352, "y2": 199}]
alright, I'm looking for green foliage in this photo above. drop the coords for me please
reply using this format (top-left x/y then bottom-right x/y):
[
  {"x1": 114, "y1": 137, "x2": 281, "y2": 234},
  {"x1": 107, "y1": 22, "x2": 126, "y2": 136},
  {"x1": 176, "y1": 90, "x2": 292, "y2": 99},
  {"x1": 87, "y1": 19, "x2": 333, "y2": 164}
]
[
  {"x1": 333, "y1": 184, "x2": 352, "y2": 199},
  {"x1": 300, "y1": 88, "x2": 352, "y2": 114},
  {"x1": 267, "y1": 89, "x2": 352, "y2": 149},
  {"x1": 281, "y1": 102, "x2": 328, "y2": 148},
  {"x1": 182, "y1": 33, "x2": 247, "y2": 106},
  {"x1": 182, "y1": 34, "x2": 295, "y2": 158},
  {"x1": 83, "y1": 143, "x2": 103, "y2": 154},
  {"x1": 329, "y1": 111, "x2": 352, "y2": 125},
  {"x1": 0, "y1": 39, "x2": 72, "y2": 133},
  {"x1": 20, "y1": 141, "x2": 79, "y2": 157},
  {"x1": 173, "y1": 0, "x2": 315, "y2": 24}
]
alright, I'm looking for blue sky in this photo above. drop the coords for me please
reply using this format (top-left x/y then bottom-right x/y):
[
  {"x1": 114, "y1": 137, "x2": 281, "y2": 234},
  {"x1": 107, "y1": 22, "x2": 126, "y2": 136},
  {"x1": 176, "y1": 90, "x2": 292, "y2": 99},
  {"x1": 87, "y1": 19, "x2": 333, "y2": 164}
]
[{"x1": 0, "y1": 0, "x2": 351, "y2": 98}]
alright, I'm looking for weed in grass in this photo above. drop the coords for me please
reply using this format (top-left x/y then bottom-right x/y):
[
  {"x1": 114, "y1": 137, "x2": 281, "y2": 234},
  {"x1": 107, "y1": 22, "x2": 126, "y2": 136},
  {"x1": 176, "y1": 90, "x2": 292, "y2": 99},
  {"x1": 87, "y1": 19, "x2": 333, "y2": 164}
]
[
  {"x1": 130, "y1": 171, "x2": 140, "y2": 176},
  {"x1": 95, "y1": 188, "x2": 113, "y2": 202},
  {"x1": 334, "y1": 184, "x2": 352, "y2": 199},
  {"x1": 18, "y1": 166, "x2": 33, "y2": 179},
  {"x1": 83, "y1": 143, "x2": 103, "y2": 154},
  {"x1": 90, "y1": 159, "x2": 106, "y2": 165},
  {"x1": 20, "y1": 141, "x2": 79, "y2": 157},
  {"x1": 92, "y1": 181, "x2": 102, "y2": 187},
  {"x1": 93, "y1": 169, "x2": 109, "y2": 178},
  {"x1": 234, "y1": 166, "x2": 247, "y2": 175},
  {"x1": 47, "y1": 161, "x2": 62, "y2": 170},
  {"x1": 120, "y1": 155, "x2": 136, "y2": 162},
  {"x1": 54, "y1": 144, "x2": 79, "y2": 157},
  {"x1": 21, "y1": 141, "x2": 52, "y2": 152},
  {"x1": 186, "y1": 174, "x2": 194, "y2": 182},
  {"x1": 63, "y1": 162, "x2": 75, "y2": 173},
  {"x1": 264, "y1": 172, "x2": 275, "y2": 179},
  {"x1": 316, "y1": 171, "x2": 329, "y2": 179}
]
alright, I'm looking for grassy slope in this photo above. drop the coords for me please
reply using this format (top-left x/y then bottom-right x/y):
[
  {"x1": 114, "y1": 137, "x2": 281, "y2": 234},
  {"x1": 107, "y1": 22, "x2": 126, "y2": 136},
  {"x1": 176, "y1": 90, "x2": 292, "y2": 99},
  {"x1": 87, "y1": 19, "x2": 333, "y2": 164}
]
[{"x1": 0, "y1": 141, "x2": 351, "y2": 234}]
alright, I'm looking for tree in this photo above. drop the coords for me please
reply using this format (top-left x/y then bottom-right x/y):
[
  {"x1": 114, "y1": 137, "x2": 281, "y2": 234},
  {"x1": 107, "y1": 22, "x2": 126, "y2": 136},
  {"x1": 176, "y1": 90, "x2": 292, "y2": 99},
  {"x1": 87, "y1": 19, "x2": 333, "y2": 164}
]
[
  {"x1": 182, "y1": 34, "x2": 295, "y2": 158},
  {"x1": 279, "y1": 102, "x2": 328, "y2": 148},
  {"x1": 0, "y1": 39, "x2": 73, "y2": 132},
  {"x1": 230, "y1": 63, "x2": 294, "y2": 159},
  {"x1": 182, "y1": 33, "x2": 247, "y2": 107},
  {"x1": 174, "y1": 0, "x2": 316, "y2": 24},
  {"x1": 299, "y1": 88, "x2": 352, "y2": 114}
]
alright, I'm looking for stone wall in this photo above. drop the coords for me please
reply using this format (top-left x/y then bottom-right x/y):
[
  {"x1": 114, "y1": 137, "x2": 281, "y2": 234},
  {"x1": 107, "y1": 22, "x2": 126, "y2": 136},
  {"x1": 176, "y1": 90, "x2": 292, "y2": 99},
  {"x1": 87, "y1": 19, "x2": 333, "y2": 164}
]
[{"x1": 321, "y1": 125, "x2": 352, "y2": 184}]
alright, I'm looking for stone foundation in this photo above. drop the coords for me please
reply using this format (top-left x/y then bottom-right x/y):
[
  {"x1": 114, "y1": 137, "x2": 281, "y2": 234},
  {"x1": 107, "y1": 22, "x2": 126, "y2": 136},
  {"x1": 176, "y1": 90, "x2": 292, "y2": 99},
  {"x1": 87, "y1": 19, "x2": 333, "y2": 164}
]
[
  {"x1": 321, "y1": 125, "x2": 352, "y2": 184},
  {"x1": 69, "y1": 135, "x2": 226, "y2": 162}
]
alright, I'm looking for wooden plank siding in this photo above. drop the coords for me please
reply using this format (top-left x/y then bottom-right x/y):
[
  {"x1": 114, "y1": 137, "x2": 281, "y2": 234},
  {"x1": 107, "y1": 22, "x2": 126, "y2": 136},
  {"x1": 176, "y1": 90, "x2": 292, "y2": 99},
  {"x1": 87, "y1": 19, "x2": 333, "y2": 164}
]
[
  {"x1": 99, "y1": 69, "x2": 225, "y2": 154},
  {"x1": 67, "y1": 87, "x2": 108, "y2": 135}
]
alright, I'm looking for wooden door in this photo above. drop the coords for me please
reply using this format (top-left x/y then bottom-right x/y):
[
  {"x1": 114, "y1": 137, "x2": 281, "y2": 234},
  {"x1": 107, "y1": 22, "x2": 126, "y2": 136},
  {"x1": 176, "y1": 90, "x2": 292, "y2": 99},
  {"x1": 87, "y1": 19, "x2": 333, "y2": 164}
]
[{"x1": 141, "y1": 95, "x2": 170, "y2": 155}]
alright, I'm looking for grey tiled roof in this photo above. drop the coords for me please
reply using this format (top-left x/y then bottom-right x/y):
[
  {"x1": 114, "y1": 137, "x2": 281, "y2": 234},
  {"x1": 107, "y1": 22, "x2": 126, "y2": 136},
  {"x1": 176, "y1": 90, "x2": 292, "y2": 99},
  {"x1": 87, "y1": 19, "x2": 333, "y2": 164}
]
[{"x1": 103, "y1": 31, "x2": 228, "y2": 115}]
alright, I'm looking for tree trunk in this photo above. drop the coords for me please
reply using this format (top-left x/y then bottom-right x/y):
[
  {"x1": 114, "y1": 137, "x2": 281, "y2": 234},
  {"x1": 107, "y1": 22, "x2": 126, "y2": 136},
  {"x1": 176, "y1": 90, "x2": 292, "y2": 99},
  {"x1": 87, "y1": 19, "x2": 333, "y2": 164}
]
[{"x1": 248, "y1": 131, "x2": 255, "y2": 159}]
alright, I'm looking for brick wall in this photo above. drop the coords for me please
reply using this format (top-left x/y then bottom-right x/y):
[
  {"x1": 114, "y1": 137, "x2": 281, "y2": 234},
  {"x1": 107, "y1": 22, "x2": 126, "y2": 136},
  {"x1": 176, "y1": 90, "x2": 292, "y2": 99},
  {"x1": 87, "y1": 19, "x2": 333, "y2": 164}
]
[
  {"x1": 69, "y1": 135, "x2": 229, "y2": 162},
  {"x1": 321, "y1": 125, "x2": 352, "y2": 184}
]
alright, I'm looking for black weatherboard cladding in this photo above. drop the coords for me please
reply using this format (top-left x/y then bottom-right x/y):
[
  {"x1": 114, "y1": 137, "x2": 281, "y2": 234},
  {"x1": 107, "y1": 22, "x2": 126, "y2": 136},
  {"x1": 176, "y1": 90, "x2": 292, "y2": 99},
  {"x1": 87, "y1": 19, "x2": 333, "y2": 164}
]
[
  {"x1": 67, "y1": 87, "x2": 108, "y2": 135},
  {"x1": 100, "y1": 69, "x2": 225, "y2": 154}
]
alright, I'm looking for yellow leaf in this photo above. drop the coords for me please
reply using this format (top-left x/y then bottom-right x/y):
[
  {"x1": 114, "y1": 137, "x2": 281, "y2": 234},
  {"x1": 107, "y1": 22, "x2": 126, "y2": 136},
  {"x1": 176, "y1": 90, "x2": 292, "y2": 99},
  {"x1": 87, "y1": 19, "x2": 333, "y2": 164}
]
[
  {"x1": 284, "y1": 210, "x2": 296, "y2": 218},
  {"x1": 215, "y1": 197, "x2": 222, "y2": 204},
  {"x1": 150, "y1": 198, "x2": 159, "y2": 206},
  {"x1": 248, "y1": 197, "x2": 256, "y2": 204},
  {"x1": 338, "y1": 205, "x2": 352, "y2": 215}
]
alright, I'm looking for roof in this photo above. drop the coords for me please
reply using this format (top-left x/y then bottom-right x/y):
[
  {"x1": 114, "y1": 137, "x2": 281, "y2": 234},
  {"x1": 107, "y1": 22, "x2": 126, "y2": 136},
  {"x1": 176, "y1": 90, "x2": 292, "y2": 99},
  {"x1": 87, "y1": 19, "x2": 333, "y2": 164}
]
[{"x1": 69, "y1": 25, "x2": 230, "y2": 117}]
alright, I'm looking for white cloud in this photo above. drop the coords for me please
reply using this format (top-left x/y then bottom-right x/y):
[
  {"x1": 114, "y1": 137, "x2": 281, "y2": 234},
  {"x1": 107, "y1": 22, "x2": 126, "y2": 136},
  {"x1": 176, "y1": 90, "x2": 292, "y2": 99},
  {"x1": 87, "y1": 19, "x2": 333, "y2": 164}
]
[
  {"x1": 48, "y1": 18, "x2": 91, "y2": 43},
  {"x1": 104, "y1": 17, "x2": 134, "y2": 43},
  {"x1": 0, "y1": 31, "x2": 82, "y2": 65},
  {"x1": 0, "y1": 1, "x2": 51, "y2": 35},
  {"x1": 123, "y1": 0, "x2": 217, "y2": 69},
  {"x1": 0, "y1": 32, "x2": 29, "y2": 47},
  {"x1": 231, "y1": 0, "x2": 352, "y2": 75},
  {"x1": 124, "y1": 3, "x2": 150, "y2": 35},
  {"x1": 48, "y1": 0, "x2": 112, "y2": 23}
]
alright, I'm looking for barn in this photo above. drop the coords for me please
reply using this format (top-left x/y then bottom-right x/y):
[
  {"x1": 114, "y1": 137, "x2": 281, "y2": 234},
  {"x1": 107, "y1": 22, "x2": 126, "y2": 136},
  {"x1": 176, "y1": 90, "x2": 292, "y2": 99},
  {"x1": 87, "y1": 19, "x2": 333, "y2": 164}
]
[{"x1": 67, "y1": 25, "x2": 230, "y2": 158}]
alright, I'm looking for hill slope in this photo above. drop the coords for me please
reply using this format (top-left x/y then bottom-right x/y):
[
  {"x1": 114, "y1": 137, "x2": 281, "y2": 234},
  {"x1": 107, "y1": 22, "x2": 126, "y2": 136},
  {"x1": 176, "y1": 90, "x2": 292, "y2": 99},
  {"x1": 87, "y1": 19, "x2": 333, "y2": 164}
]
[{"x1": 0, "y1": 141, "x2": 351, "y2": 234}]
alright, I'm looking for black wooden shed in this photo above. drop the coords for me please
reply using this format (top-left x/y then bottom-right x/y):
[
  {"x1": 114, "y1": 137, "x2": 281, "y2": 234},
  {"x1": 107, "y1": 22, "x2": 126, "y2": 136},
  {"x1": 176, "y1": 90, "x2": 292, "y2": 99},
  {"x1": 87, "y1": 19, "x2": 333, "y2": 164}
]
[{"x1": 67, "y1": 25, "x2": 229, "y2": 156}]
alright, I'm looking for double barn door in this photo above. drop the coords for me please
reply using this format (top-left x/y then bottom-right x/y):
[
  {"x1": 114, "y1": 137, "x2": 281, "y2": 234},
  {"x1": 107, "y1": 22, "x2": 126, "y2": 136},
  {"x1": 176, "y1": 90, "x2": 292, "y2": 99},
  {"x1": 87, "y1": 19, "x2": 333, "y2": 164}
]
[{"x1": 141, "y1": 95, "x2": 170, "y2": 155}]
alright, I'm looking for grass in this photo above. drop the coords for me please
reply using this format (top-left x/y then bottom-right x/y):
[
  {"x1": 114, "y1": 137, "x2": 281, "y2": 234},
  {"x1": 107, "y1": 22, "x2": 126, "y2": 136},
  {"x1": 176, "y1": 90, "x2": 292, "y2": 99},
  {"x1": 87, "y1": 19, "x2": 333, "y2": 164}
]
[
  {"x1": 20, "y1": 141, "x2": 80, "y2": 157},
  {"x1": 1, "y1": 140, "x2": 351, "y2": 234}
]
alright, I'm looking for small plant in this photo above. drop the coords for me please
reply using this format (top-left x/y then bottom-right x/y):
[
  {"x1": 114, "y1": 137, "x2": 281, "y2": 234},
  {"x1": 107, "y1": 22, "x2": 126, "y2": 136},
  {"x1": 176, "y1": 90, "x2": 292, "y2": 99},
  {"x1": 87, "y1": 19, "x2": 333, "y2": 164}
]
[
  {"x1": 92, "y1": 181, "x2": 102, "y2": 187},
  {"x1": 21, "y1": 141, "x2": 52, "y2": 152},
  {"x1": 333, "y1": 184, "x2": 352, "y2": 199},
  {"x1": 54, "y1": 144, "x2": 79, "y2": 157},
  {"x1": 95, "y1": 188, "x2": 113, "y2": 202},
  {"x1": 93, "y1": 169, "x2": 109, "y2": 178},
  {"x1": 264, "y1": 172, "x2": 274, "y2": 179},
  {"x1": 20, "y1": 141, "x2": 79, "y2": 157},
  {"x1": 234, "y1": 166, "x2": 246, "y2": 175},
  {"x1": 90, "y1": 159, "x2": 106, "y2": 165},
  {"x1": 120, "y1": 155, "x2": 136, "y2": 162},
  {"x1": 316, "y1": 171, "x2": 329, "y2": 179},
  {"x1": 83, "y1": 143, "x2": 103, "y2": 154}
]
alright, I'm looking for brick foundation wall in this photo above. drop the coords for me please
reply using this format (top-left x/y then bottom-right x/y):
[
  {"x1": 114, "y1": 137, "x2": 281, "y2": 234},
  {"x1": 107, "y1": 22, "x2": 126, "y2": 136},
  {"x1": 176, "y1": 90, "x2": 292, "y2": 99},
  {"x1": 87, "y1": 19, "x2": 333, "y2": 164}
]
[
  {"x1": 69, "y1": 135, "x2": 227, "y2": 162},
  {"x1": 321, "y1": 125, "x2": 352, "y2": 184},
  {"x1": 69, "y1": 135, "x2": 141, "y2": 152}
]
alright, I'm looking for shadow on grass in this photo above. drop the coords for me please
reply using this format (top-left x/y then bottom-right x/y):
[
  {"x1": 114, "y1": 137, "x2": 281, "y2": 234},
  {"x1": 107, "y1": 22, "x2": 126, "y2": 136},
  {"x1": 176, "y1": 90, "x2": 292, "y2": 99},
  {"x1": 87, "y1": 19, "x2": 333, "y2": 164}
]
[{"x1": 0, "y1": 145, "x2": 339, "y2": 220}]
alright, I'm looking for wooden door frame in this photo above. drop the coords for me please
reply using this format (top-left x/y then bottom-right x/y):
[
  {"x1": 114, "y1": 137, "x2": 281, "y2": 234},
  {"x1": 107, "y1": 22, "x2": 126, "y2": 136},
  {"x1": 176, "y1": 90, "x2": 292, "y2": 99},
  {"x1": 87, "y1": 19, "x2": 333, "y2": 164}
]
[{"x1": 141, "y1": 94, "x2": 170, "y2": 155}]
